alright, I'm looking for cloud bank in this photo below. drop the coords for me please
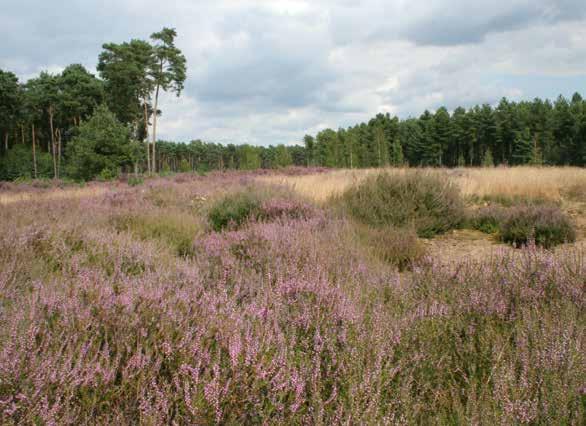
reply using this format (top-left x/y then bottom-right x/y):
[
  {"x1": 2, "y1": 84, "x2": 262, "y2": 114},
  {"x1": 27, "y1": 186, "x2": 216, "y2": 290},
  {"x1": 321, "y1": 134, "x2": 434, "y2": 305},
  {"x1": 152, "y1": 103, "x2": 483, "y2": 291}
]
[{"x1": 2, "y1": 0, "x2": 585, "y2": 145}]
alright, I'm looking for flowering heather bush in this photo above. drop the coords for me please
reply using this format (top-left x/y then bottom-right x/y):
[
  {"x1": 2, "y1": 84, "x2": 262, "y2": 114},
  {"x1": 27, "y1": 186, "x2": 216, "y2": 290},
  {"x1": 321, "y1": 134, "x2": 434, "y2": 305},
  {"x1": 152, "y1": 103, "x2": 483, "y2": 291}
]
[
  {"x1": 208, "y1": 187, "x2": 320, "y2": 231},
  {"x1": 0, "y1": 173, "x2": 584, "y2": 424},
  {"x1": 258, "y1": 198, "x2": 318, "y2": 222},
  {"x1": 336, "y1": 171, "x2": 466, "y2": 238},
  {"x1": 500, "y1": 205, "x2": 576, "y2": 248}
]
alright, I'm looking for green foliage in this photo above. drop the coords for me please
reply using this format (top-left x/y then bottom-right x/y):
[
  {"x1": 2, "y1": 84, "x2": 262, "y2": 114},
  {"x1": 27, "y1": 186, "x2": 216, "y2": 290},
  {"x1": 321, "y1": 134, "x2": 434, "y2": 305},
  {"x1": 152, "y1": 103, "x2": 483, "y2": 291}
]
[
  {"x1": 208, "y1": 191, "x2": 262, "y2": 232},
  {"x1": 98, "y1": 39, "x2": 154, "y2": 127},
  {"x1": 274, "y1": 144, "x2": 293, "y2": 168},
  {"x1": 65, "y1": 105, "x2": 133, "y2": 181},
  {"x1": 128, "y1": 176, "x2": 144, "y2": 186},
  {"x1": 0, "y1": 144, "x2": 53, "y2": 181},
  {"x1": 337, "y1": 172, "x2": 466, "y2": 238},
  {"x1": 500, "y1": 206, "x2": 576, "y2": 248},
  {"x1": 0, "y1": 69, "x2": 20, "y2": 135},
  {"x1": 482, "y1": 148, "x2": 494, "y2": 167},
  {"x1": 179, "y1": 159, "x2": 191, "y2": 173},
  {"x1": 468, "y1": 206, "x2": 508, "y2": 234},
  {"x1": 389, "y1": 137, "x2": 404, "y2": 166}
]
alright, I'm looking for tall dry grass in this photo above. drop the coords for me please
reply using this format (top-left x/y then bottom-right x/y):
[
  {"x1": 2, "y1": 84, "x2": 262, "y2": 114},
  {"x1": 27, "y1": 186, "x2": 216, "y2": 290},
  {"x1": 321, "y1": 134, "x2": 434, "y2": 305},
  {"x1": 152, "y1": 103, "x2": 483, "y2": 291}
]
[
  {"x1": 0, "y1": 186, "x2": 108, "y2": 205},
  {"x1": 258, "y1": 166, "x2": 586, "y2": 203}
]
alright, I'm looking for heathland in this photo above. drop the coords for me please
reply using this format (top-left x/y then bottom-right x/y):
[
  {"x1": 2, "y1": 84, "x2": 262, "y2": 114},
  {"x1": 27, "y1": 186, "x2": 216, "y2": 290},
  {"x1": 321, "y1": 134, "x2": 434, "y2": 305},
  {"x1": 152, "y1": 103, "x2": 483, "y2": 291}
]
[{"x1": 0, "y1": 166, "x2": 584, "y2": 424}]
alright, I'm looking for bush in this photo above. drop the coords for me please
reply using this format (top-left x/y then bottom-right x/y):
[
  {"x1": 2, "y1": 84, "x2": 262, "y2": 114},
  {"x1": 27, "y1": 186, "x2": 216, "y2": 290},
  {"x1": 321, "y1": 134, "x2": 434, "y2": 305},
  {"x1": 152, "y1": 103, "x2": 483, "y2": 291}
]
[
  {"x1": 98, "y1": 168, "x2": 118, "y2": 181},
  {"x1": 128, "y1": 176, "x2": 144, "y2": 186},
  {"x1": 258, "y1": 198, "x2": 316, "y2": 222},
  {"x1": 337, "y1": 172, "x2": 465, "y2": 238},
  {"x1": 468, "y1": 206, "x2": 509, "y2": 234},
  {"x1": 500, "y1": 206, "x2": 576, "y2": 248},
  {"x1": 358, "y1": 225, "x2": 425, "y2": 271},
  {"x1": 208, "y1": 189, "x2": 320, "y2": 232},
  {"x1": 208, "y1": 191, "x2": 262, "y2": 232}
]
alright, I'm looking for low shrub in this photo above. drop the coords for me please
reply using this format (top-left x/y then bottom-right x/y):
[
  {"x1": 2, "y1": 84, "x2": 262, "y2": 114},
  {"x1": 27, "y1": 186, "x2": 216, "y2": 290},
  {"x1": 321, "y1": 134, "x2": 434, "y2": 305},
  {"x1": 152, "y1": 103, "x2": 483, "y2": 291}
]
[
  {"x1": 467, "y1": 206, "x2": 509, "y2": 234},
  {"x1": 128, "y1": 176, "x2": 144, "y2": 187},
  {"x1": 208, "y1": 191, "x2": 262, "y2": 232},
  {"x1": 208, "y1": 188, "x2": 320, "y2": 232},
  {"x1": 259, "y1": 198, "x2": 316, "y2": 222},
  {"x1": 336, "y1": 172, "x2": 465, "y2": 238},
  {"x1": 500, "y1": 205, "x2": 576, "y2": 248},
  {"x1": 358, "y1": 225, "x2": 425, "y2": 271}
]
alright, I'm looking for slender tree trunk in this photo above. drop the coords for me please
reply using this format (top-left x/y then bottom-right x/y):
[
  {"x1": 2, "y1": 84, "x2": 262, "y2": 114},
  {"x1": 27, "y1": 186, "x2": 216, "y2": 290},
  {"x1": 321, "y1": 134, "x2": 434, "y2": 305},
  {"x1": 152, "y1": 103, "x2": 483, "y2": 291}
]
[
  {"x1": 20, "y1": 125, "x2": 25, "y2": 145},
  {"x1": 32, "y1": 123, "x2": 37, "y2": 179},
  {"x1": 49, "y1": 107, "x2": 57, "y2": 179},
  {"x1": 144, "y1": 100, "x2": 151, "y2": 174},
  {"x1": 152, "y1": 84, "x2": 160, "y2": 174},
  {"x1": 56, "y1": 129, "x2": 62, "y2": 179},
  {"x1": 3, "y1": 132, "x2": 7, "y2": 151}
]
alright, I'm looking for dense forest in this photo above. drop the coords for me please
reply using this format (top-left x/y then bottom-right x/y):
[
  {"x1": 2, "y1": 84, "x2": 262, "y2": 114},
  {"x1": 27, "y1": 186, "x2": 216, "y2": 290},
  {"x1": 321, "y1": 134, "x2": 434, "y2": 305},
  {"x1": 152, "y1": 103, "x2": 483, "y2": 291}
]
[
  {"x1": 306, "y1": 94, "x2": 586, "y2": 169},
  {"x1": 0, "y1": 27, "x2": 584, "y2": 181}
]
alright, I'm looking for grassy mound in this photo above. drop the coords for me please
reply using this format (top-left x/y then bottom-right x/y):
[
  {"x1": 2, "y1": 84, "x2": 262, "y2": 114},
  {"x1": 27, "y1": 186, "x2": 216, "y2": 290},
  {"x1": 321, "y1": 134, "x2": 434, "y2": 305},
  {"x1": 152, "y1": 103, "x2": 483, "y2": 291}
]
[{"x1": 336, "y1": 172, "x2": 465, "y2": 238}]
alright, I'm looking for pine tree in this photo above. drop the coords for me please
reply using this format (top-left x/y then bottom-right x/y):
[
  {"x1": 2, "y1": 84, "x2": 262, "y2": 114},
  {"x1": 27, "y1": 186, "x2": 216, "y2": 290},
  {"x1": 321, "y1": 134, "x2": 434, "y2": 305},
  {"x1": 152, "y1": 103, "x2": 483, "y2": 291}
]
[
  {"x1": 482, "y1": 148, "x2": 494, "y2": 167},
  {"x1": 512, "y1": 127, "x2": 533, "y2": 165},
  {"x1": 390, "y1": 137, "x2": 404, "y2": 166}
]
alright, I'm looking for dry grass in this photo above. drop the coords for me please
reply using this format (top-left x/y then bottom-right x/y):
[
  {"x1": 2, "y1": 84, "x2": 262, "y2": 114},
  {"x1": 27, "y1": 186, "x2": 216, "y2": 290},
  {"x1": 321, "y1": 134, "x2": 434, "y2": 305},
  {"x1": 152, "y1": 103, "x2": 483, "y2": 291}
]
[
  {"x1": 0, "y1": 186, "x2": 108, "y2": 205},
  {"x1": 258, "y1": 166, "x2": 586, "y2": 203}
]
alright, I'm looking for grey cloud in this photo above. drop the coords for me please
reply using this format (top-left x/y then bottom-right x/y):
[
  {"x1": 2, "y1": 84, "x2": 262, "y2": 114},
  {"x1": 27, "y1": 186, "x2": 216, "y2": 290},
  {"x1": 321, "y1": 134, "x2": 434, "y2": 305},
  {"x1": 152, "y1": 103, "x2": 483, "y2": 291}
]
[
  {"x1": 397, "y1": 0, "x2": 586, "y2": 46},
  {"x1": 1, "y1": 0, "x2": 585, "y2": 145}
]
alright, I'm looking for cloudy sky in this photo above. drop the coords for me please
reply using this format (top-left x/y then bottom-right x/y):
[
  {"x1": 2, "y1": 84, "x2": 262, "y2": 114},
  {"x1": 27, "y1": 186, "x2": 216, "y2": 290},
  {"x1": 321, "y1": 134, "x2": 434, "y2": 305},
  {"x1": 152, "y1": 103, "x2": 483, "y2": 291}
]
[{"x1": 2, "y1": 0, "x2": 585, "y2": 145}]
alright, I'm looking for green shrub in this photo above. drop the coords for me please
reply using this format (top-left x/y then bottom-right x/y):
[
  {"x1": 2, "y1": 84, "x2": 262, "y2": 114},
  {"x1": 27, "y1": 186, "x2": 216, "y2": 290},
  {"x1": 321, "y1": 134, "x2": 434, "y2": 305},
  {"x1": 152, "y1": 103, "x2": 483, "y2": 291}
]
[
  {"x1": 208, "y1": 191, "x2": 262, "y2": 232},
  {"x1": 500, "y1": 206, "x2": 576, "y2": 248},
  {"x1": 337, "y1": 172, "x2": 465, "y2": 238},
  {"x1": 358, "y1": 225, "x2": 425, "y2": 271},
  {"x1": 98, "y1": 168, "x2": 119, "y2": 181},
  {"x1": 468, "y1": 206, "x2": 508, "y2": 234},
  {"x1": 128, "y1": 176, "x2": 144, "y2": 186}
]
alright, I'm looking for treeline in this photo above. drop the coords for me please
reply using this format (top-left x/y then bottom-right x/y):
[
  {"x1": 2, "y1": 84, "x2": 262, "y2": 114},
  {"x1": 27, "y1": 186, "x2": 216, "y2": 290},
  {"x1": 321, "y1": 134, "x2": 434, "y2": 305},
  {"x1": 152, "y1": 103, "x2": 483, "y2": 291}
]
[
  {"x1": 305, "y1": 94, "x2": 586, "y2": 168},
  {"x1": 155, "y1": 140, "x2": 305, "y2": 172},
  {"x1": 147, "y1": 93, "x2": 586, "y2": 174}
]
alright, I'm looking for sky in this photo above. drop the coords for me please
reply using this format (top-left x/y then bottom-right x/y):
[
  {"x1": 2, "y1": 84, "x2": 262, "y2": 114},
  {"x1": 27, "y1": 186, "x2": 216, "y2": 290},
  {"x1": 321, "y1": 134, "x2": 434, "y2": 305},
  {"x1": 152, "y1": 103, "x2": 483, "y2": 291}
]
[{"x1": 1, "y1": 0, "x2": 585, "y2": 146}]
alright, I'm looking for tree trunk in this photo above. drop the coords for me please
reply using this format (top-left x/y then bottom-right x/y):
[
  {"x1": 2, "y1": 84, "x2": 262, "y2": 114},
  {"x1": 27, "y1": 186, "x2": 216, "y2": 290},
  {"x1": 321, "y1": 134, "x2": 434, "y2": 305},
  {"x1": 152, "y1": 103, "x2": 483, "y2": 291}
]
[
  {"x1": 21, "y1": 125, "x2": 25, "y2": 145},
  {"x1": 3, "y1": 132, "x2": 7, "y2": 151},
  {"x1": 56, "y1": 129, "x2": 62, "y2": 179},
  {"x1": 32, "y1": 123, "x2": 37, "y2": 179},
  {"x1": 49, "y1": 107, "x2": 57, "y2": 179},
  {"x1": 144, "y1": 100, "x2": 151, "y2": 174},
  {"x1": 152, "y1": 84, "x2": 160, "y2": 174}
]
